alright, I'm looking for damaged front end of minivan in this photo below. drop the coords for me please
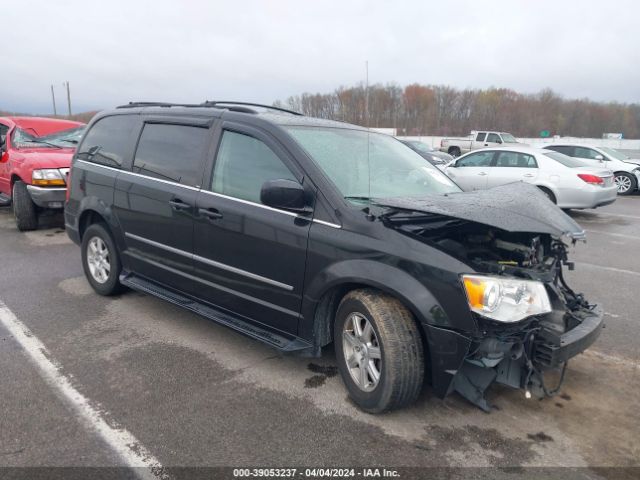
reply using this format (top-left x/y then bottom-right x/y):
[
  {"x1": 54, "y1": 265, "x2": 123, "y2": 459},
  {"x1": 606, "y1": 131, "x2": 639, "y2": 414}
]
[{"x1": 380, "y1": 184, "x2": 604, "y2": 411}]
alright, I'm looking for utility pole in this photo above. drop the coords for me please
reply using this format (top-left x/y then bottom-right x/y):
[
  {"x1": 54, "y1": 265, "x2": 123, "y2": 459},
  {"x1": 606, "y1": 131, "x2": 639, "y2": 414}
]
[
  {"x1": 63, "y1": 81, "x2": 72, "y2": 116},
  {"x1": 51, "y1": 85, "x2": 57, "y2": 116}
]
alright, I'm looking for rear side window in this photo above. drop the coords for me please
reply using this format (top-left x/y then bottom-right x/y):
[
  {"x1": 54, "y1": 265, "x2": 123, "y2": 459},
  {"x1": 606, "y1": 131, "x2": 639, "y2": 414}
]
[
  {"x1": 77, "y1": 115, "x2": 137, "y2": 168},
  {"x1": 211, "y1": 131, "x2": 296, "y2": 204},
  {"x1": 495, "y1": 151, "x2": 537, "y2": 168},
  {"x1": 475, "y1": 132, "x2": 486, "y2": 142},
  {"x1": 132, "y1": 123, "x2": 209, "y2": 187},
  {"x1": 545, "y1": 145, "x2": 573, "y2": 156}
]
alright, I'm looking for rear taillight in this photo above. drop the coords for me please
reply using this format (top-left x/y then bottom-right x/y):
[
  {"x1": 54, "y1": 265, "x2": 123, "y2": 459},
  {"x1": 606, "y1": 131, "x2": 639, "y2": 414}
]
[
  {"x1": 65, "y1": 169, "x2": 72, "y2": 202},
  {"x1": 577, "y1": 174, "x2": 603, "y2": 185}
]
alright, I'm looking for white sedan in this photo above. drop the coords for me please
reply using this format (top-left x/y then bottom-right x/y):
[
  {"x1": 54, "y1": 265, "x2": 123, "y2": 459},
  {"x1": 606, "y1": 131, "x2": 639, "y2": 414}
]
[{"x1": 441, "y1": 146, "x2": 617, "y2": 209}]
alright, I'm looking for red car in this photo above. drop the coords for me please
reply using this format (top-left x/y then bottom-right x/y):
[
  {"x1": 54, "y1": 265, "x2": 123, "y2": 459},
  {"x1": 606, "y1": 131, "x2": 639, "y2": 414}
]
[{"x1": 0, "y1": 116, "x2": 84, "y2": 230}]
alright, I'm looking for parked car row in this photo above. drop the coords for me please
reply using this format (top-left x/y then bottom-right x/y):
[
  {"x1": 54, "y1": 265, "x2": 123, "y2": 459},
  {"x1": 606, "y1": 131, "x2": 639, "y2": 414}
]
[
  {"x1": 439, "y1": 146, "x2": 619, "y2": 209},
  {"x1": 410, "y1": 136, "x2": 640, "y2": 201},
  {"x1": 57, "y1": 102, "x2": 604, "y2": 413}
]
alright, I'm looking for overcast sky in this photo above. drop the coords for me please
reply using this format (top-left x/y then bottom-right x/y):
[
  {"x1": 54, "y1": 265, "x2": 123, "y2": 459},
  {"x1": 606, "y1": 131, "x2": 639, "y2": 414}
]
[{"x1": 2, "y1": 0, "x2": 639, "y2": 114}]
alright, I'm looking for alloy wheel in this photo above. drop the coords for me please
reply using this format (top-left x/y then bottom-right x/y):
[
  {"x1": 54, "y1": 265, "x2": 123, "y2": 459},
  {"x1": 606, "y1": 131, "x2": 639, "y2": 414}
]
[
  {"x1": 615, "y1": 175, "x2": 632, "y2": 194},
  {"x1": 86, "y1": 236, "x2": 111, "y2": 284},
  {"x1": 342, "y1": 313, "x2": 382, "y2": 392}
]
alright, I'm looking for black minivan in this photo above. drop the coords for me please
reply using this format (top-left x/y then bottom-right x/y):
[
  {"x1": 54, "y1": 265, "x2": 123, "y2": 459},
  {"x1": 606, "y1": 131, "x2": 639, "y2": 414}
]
[{"x1": 66, "y1": 101, "x2": 603, "y2": 412}]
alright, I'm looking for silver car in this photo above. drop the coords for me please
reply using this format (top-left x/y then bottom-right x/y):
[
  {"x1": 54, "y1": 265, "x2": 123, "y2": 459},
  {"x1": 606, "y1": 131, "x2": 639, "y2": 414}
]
[
  {"x1": 442, "y1": 146, "x2": 617, "y2": 209},
  {"x1": 542, "y1": 144, "x2": 640, "y2": 195}
]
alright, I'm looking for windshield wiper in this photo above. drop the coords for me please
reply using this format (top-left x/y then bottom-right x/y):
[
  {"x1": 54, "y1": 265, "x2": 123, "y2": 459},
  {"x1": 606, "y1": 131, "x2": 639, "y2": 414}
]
[
  {"x1": 24, "y1": 139, "x2": 63, "y2": 149},
  {"x1": 59, "y1": 139, "x2": 79, "y2": 144},
  {"x1": 344, "y1": 195, "x2": 376, "y2": 202}
]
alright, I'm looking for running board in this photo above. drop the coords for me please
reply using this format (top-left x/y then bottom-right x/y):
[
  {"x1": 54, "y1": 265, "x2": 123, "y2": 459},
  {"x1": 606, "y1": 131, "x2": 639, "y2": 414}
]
[
  {"x1": 0, "y1": 194, "x2": 11, "y2": 206},
  {"x1": 120, "y1": 273, "x2": 313, "y2": 353}
]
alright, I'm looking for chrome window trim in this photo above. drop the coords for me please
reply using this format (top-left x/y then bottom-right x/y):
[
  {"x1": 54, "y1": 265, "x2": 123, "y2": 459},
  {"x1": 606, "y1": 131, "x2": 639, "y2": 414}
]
[
  {"x1": 75, "y1": 159, "x2": 200, "y2": 191},
  {"x1": 312, "y1": 219, "x2": 341, "y2": 229},
  {"x1": 75, "y1": 159, "x2": 342, "y2": 228},
  {"x1": 199, "y1": 189, "x2": 299, "y2": 218},
  {"x1": 123, "y1": 250, "x2": 300, "y2": 318},
  {"x1": 125, "y1": 232, "x2": 294, "y2": 291}
]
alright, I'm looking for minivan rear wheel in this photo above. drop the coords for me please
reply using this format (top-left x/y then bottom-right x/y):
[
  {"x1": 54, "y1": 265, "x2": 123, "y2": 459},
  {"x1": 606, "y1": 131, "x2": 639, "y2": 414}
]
[
  {"x1": 82, "y1": 223, "x2": 124, "y2": 296},
  {"x1": 334, "y1": 289, "x2": 424, "y2": 413}
]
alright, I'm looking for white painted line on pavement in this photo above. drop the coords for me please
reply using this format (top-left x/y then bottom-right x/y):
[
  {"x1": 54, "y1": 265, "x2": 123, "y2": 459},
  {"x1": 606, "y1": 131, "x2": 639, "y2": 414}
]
[
  {"x1": 576, "y1": 262, "x2": 640, "y2": 277},
  {"x1": 591, "y1": 212, "x2": 640, "y2": 220},
  {"x1": 585, "y1": 230, "x2": 640, "y2": 241},
  {"x1": 585, "y1": 350, "x2": 640, "y2": 370},
  {"x1": 0, "y1": 301, "x2": 166, "y2": 479}
]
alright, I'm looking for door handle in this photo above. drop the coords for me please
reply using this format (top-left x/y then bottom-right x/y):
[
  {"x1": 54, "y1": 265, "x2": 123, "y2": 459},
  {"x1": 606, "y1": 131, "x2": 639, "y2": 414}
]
[
  {"x1": 169, "y1": 199, "x2": 192, "y2": 211},
  {"x1": 484, "y1": 143, "x2": 489, "y2": 146},
  {"x1": 523, "y1": 173, "x2": 535, "y2": 178},
  {"x1": 478, "y1": 172, "x2": 488, "y2": 176},
  {"x1": 198, "y1": 207, "x2": 223, "y2": 220}
]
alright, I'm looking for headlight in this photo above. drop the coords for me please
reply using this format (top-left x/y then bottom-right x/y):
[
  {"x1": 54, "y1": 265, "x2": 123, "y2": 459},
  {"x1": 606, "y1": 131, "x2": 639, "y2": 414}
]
[
  {"x1": 32, "y1": 169, "x2": 66, "y2": 186},
  {"x1": 462, "y1": 274, "x2": 551, "y2": 322}
]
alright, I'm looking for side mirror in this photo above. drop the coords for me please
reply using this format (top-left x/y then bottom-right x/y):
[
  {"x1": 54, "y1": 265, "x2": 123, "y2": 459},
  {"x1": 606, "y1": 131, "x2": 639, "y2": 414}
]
[
  {"x1": 260, "y1": 179, "x2": 308, "y2": 213},
  {"x1": 496, "y1": 139, "x2": 503, "y2": 144},
  {"x1": 594, "y1": 154, "x2": 604, "y2": 161}
]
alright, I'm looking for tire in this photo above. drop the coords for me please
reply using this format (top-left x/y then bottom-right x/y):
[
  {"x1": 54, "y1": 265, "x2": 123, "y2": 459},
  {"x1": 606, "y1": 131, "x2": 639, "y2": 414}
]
[
  {"x1": 12, "y1": 181, "x2": 38, "y2": 231},
  {"x1": 81, "y1": 223, "x2": 124, "y2": 296},
  {"x1": 334, "y1": 289, "x2": 424, "y2": 413},
  {"x1": 448, "y1": 147, "x2": 461, "y2": 158},
  {"x1": 537, "y1": 186, "x2": 556, "y2": 204},
  {"x1": 614, "y1": 172, "x2": 636, "y2": 196}
]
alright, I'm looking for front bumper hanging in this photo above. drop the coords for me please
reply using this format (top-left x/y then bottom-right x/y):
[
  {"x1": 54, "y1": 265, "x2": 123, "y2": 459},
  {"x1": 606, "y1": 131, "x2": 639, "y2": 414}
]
[{"x1": 452, "y1": 306, "x2": 604, "y2": 412}]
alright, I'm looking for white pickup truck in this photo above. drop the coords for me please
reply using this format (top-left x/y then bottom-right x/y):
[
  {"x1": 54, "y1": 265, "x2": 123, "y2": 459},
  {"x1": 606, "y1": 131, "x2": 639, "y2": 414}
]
[{"x1": 440, "y1": 131, "x2": 521, "y2": 157}]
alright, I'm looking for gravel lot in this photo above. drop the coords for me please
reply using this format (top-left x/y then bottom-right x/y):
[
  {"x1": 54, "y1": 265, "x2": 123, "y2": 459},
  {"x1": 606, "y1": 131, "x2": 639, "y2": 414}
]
[{"x1": 0, "y1": 198, "x2": 638, "y2": 479}]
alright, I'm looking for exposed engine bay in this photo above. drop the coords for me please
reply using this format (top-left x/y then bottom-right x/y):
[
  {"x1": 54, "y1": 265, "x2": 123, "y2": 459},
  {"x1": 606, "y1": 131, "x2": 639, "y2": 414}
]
[{"x1": 381, "y1": 209, "x2": 604, "y2": 412}]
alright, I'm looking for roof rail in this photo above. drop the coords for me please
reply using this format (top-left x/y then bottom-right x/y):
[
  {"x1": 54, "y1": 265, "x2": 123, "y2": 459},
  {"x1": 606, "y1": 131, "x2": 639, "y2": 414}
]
[
  {"x1": 202, "y1": 101, "x2": 303, "y2": 116},
  {"x1": 116, "y1": 101, "x2": 303, "y2": 116},
  {"x1": 116, "y1": 102, "x2": 201, "y2": 109}
]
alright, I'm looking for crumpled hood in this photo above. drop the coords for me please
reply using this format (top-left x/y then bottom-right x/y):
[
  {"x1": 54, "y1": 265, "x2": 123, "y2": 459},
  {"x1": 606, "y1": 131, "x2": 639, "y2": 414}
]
[{"x1": 380, "y1": 183, "x2": 586, "y2": 240}]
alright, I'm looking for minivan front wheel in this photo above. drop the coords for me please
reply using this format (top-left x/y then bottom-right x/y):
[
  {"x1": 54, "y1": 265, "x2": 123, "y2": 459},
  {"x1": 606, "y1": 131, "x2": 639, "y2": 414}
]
[
  {"x1": 335, "y1": 289, "x2": 424, "y2": 413},
  {"x1": 82, "y1": 223, "x2": 124, "y2": 296}
]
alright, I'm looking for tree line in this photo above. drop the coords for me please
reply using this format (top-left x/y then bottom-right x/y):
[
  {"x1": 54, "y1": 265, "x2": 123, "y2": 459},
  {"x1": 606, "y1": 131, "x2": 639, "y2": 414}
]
[{"x1": 274, "y1": 84, "x2": 640, "y2": 138}]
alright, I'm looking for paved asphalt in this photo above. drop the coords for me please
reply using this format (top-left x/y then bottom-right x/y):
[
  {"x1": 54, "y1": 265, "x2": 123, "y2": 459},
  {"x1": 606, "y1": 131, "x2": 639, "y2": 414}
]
[{"x1": 0, "y1": 197, "x2": 638, "y2": 479}]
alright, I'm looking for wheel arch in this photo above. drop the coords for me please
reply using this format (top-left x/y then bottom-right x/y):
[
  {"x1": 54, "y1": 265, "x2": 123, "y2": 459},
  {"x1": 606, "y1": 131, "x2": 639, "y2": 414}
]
[
  {"x1": 535, "y1": 184, "x2": 557, "y2": 203},
  {"x1": 78, "y1": 209, "x2": 109, "y2": 240},
  {"x1": 10, "y1": 173, "x2": 24, "y2": 188},
  {"x1": 303, "y1": 260, "x2": 443, "y2": 352}
]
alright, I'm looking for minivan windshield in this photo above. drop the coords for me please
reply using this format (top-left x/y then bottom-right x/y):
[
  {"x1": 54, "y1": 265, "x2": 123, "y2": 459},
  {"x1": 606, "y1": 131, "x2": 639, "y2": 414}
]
[{"x1": 285, "y1": 127, "x2": 460, "y2": 203}]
